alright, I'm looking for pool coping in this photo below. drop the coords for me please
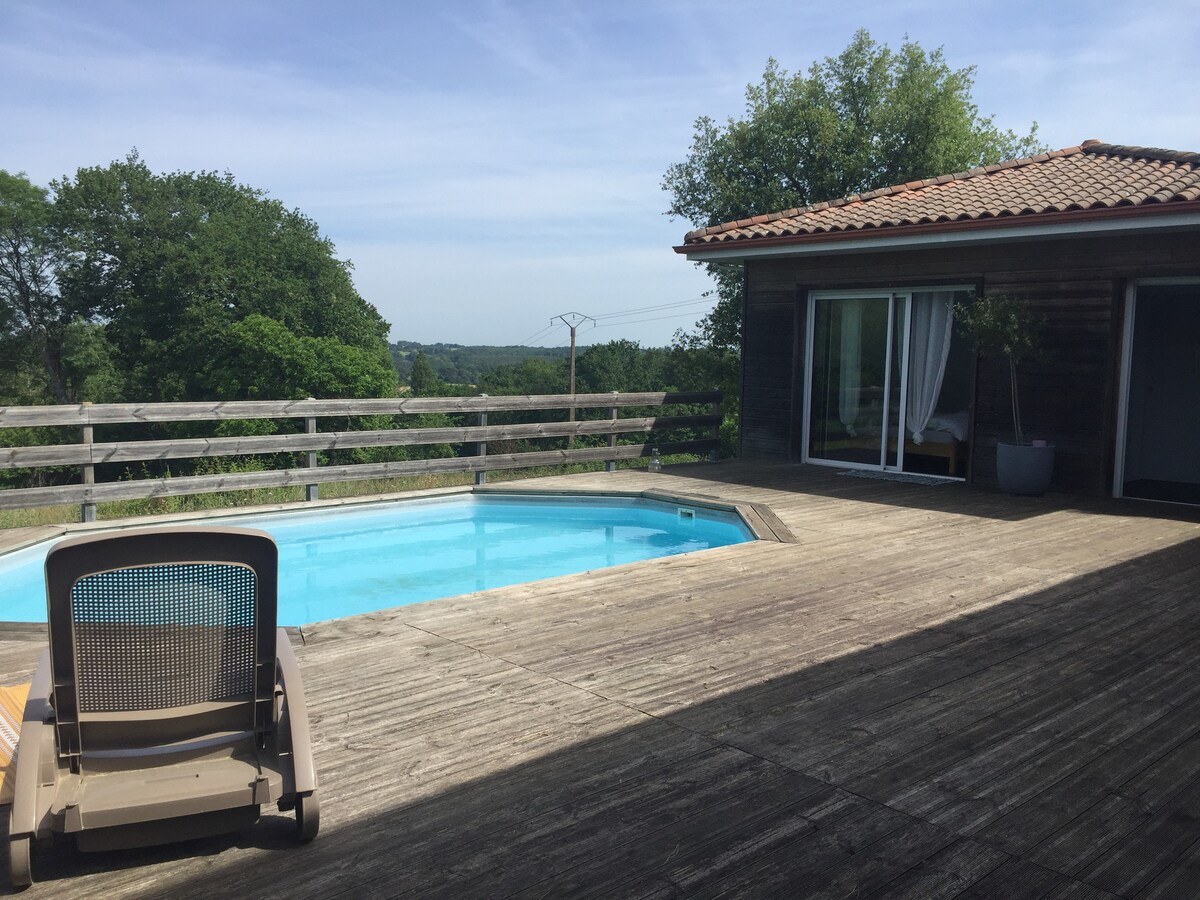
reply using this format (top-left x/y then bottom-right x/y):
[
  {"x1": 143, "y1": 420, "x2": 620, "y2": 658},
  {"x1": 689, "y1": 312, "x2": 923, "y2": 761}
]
[
  {"x1": 0, "y1": 482, "x2": 795, "y2": 639},
  {"x1": 474, "y1": 485, "x2": 795, "y2": 544}
]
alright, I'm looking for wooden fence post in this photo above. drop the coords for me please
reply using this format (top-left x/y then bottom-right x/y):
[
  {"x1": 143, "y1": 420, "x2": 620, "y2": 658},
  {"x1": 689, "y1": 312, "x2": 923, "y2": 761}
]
[
  {"x1": 475, "y1": 394, "x2": 488, "y2": 485},
  {"x1": 605, "y1": 391, "x2": 619, "y2": 473},
  {"x1": 80, "y1": 401, "x2": 96, "y2": 523},
  {"x1": 710, "y1": 391, "x2": 722, "y2": 462},
  {"x1": 305, "y1": 407, "x2": 318, "y2": 501}
]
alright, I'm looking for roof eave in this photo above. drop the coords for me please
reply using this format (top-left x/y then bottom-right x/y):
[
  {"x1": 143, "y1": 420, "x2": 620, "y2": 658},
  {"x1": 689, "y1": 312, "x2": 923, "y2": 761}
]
[{"x1": 675, "y1": 204, "x2": 1200, "y2": 262}]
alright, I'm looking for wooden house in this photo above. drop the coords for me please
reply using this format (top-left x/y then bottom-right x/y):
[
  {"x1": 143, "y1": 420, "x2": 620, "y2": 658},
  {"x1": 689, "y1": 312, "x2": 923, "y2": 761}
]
[{"x1": 675, "y1": 141, "x2": 1200, "y2": 503}]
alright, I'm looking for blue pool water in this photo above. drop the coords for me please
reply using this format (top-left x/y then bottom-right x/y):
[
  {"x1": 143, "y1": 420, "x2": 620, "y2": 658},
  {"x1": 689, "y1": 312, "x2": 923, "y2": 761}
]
[{"x1": 0, "y1": 494, "x2": 752, "y2": 625}]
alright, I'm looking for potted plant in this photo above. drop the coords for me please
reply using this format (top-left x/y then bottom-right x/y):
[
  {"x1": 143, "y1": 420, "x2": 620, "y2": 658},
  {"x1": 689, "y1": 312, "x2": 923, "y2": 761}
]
[{"x1": 955, "y1": 292, "x2": 1054, "y2": 495}]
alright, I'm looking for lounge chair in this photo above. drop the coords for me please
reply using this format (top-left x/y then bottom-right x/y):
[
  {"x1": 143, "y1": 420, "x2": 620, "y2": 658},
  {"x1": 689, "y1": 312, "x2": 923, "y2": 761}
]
[{"x1": 8, "y1": 526, "x2": 319, "y2": 888}]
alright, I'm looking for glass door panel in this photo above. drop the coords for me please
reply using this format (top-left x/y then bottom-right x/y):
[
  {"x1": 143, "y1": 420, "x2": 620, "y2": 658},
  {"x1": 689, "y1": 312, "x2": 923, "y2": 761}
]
[
  {"x1": 807, "y1": 287, "x2": 972, "y2": 478},
  {"x1": 899, "y1": 289, "x2": 972, "y2": 477},
  {"x1": 808, "y1": 296, "x2": 891, "y2": 466}
]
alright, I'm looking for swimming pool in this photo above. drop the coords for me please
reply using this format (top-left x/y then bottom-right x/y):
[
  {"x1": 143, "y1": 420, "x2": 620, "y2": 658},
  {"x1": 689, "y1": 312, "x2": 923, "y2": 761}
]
[{"x1": 0, "y1": 493, "x2": 753, "y2": 626}]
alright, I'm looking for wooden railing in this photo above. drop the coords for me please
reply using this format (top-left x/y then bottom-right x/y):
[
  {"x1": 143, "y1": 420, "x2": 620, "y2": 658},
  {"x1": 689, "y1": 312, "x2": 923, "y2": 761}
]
[{"x1": 0, "y1": 391, "x2": 722, "y2": 520}]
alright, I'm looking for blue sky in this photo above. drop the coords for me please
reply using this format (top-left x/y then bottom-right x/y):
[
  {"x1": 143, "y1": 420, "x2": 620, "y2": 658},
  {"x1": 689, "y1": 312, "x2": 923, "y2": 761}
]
[{"x1": 4, "y1": 1, "x2": 1198, "y2": 347}]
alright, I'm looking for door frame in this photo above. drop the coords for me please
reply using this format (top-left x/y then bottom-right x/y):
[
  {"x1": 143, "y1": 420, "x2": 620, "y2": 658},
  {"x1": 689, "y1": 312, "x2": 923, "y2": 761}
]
[{"x1": 1112, "y1": 276, "x2": 1200, "y2": 500}]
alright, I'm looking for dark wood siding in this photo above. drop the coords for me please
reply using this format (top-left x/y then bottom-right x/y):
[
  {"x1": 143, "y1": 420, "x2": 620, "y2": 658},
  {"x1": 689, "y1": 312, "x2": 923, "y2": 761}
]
[
  {"x1": 741, "y1": 228, "x2": 1200, "y2": 495},
  {"x1": 739, "y1": 265, "x2": 798, "y2": 459}
]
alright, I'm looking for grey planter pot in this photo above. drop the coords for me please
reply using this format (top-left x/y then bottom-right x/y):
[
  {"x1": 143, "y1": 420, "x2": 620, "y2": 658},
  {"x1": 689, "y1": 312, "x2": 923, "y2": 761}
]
[{"x1": 996, "y1": 442, "x2": 1055, "y2": 496}]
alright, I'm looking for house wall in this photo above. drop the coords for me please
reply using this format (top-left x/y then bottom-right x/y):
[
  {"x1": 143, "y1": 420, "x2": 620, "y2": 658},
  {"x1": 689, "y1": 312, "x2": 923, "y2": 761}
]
[
  {"x1": 740, "y1": 228, "x2": 1200, "y2": 495},
  {"x1": 740, "y1": 266, "x2": 800, "y2": 460}
]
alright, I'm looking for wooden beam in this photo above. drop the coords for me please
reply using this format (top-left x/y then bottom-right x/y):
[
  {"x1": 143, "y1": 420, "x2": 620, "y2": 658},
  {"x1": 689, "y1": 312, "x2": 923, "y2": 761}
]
[
  {"x1": 0, "y1": 416, "x2": 721, "y2": 469},
  {"x1": 0, "y1": 440, "x2": 717, "y2": 509},
  {"x1": 0, "y1": 392, "x2": 721, "y2": 427}
]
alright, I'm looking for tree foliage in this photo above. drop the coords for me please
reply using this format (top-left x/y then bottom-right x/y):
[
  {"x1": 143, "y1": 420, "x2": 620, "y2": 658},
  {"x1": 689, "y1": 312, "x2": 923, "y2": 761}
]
[
  {"x1": 205, "y1": 314, "x2": 397, "y2": 400},
  {"x1": 474, "y1": 340, "x2": 738, "y2": 457},
  {"x1": 663, "y1": 30, "x2": 1045, "y2": 351},
  {"x1": 391, "y1": 341, "x2": 568, "y2": 386},
  {"x1": 1, "y1": 155, "x2": 402, "y2": 489},
  {"x1": 48, "y1": 152, "x2": 394, "y2": 402},
  {"x1": 478, "y1": 357, "x2": 569, "y2": 397},
  {"x1": 0, "y1": 171, "x2": 75, "y2": 401},
  {"x1": 407, "y1": 351, "x2": 444, "y2": 396},
  {"x1": 574, "y1": 339, "x2": 666, "y2": 394}
]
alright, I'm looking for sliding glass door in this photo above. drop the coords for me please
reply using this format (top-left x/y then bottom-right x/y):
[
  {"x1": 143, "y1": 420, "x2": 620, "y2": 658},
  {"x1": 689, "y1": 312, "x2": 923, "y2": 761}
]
[
  {"x1": 808, "y1": 294, "x2": 894, "y2": 466},
  {"x1": 805, "y1": 288, "x2": 972, "y2": 477}
]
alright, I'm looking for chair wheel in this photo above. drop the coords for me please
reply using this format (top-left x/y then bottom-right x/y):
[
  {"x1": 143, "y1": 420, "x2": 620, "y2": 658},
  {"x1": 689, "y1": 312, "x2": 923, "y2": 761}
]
[
  {"x1": 295, "y1": 791, "x2": 319, "y2": 843},
  {"x1": 9, "y1": 835, "x2": 32, "y2": 889}
]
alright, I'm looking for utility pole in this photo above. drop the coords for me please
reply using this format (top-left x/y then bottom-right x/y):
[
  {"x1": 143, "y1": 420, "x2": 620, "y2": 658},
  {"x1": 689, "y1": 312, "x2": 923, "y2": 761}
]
[{"x1": 553, "y1": 312, "x2": 594, "y2": 444}]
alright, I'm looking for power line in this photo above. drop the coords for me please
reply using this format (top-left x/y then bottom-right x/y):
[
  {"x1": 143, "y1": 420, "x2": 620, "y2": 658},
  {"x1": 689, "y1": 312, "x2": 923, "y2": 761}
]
[
  {"x1": 592, "y1": 311, "x2": 712, "y2": 330},
  {"x1": 591, "y1": 307, "x2": 716, "y2": 329},
  {"x1": 514, "y1": 322, "x2": 559, "y2": 347},
  {"x1": 591, "y1": 296, "x2": 713, "y2": 320},
  {"x1": 510, "y1": 295, "x2": 715, "y2": 345}
]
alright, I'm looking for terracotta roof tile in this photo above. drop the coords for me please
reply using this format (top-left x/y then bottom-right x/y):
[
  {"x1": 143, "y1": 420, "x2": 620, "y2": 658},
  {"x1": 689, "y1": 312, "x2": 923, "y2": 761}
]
[{"x1": 683, "y1": 142, "x2": 1200, "y2": 246}]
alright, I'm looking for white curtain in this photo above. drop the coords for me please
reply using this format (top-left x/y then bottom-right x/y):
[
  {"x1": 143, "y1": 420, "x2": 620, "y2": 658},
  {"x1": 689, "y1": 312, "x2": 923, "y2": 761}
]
[
  {"x1": 905, "y1": 292, "x2": 954, "y2": 444},
  {"x1": 838, "y1": 299, "x2": 862, "y2": 436}
]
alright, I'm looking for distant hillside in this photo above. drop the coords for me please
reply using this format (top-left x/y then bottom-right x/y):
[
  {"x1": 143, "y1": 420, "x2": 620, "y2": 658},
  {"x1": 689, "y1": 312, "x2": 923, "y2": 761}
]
[{"x1": 390, "y1": 342, "x2": 570, "y2": 386}]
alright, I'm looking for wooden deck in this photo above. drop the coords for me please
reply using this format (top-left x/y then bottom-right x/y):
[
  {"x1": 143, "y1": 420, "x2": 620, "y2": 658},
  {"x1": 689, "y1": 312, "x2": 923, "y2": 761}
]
[{"x1": 3, "y1": 461, "x2": 1200, "y2": 898}]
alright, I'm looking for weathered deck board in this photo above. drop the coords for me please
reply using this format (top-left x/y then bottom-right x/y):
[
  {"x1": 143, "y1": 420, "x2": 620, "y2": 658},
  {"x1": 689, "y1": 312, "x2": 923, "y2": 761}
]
[{"x1": 3, "y1": 460, "x2": 1199, "y2": 897}]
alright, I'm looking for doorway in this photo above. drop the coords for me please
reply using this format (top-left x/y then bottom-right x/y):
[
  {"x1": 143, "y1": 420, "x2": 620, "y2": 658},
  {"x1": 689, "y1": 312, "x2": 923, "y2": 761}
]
[
  {"x1": 804, "y1": 287, "x2": 973, "y2": 477},
  {"x1": 1117, "y1": 282, "x2": 1200, "y2": 504}
]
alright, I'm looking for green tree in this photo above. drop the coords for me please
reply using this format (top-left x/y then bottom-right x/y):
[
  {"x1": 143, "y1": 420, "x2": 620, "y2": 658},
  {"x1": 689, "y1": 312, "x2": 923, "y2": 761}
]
[
  {"x1": 205, "y1": 314, "x2": 397, "y2": 400},
  {"x1": 407, "y1": 351, "x2": 443, "y2": 396},
  {"x1": 52, "y1": 152, "x2": 394, "y2": 401},
  {"x1": 663, "y1": 30, "x2": 1044, "y2": 351},
  {"x1": 669, "y1": 341, "x2": 740, "y2": 457},
  {"x1": 576, "y1": 340, "x2": 668, "y2": 394},
  {"x1": 478, "y1": 357, "x2": 568, "y2": 397},
  {"x1": 60, "y1": 319, "x2": 124, "y2": 402},
  {"x1": 0, "y1": 171, "x2": 76, "y2": 401}
]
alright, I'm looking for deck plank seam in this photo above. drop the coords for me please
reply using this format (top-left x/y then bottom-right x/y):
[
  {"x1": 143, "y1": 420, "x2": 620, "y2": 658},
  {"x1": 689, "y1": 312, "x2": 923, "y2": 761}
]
[{"x1": 398, "y1": 618, "x2": 1057, "y2": 899}]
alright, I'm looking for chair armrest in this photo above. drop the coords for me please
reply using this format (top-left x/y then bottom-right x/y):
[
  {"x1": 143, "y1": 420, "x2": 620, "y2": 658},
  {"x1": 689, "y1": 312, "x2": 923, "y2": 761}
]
[
  {"x1": 275, "y1": 629, "x2": 317, "y2": 795},
  {"x1": 10, "y1": 650, "x2": 54, "y2": 839}
]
